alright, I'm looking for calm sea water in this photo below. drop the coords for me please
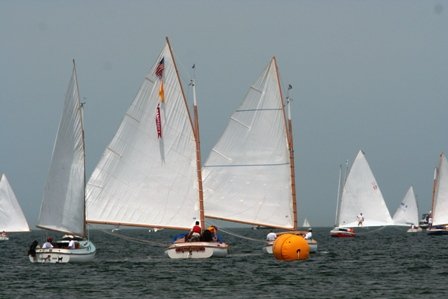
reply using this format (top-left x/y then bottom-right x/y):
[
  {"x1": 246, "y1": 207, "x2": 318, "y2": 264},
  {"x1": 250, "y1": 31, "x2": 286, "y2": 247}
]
[{"x1": 1, "y1": 227, "x2": 447, "y2": 298}]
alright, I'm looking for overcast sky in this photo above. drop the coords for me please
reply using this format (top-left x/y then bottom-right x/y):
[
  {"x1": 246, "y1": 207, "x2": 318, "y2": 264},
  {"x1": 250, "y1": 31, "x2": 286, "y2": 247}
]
[{"x1": 1, "y1": 0, "x2": 447, "y2": 227}]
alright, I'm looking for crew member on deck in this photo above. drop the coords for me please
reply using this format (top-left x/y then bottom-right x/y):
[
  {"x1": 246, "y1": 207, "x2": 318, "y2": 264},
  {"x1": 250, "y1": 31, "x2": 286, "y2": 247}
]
[
  {"x1": 304, "y1": 228, "x2": 313, "y2": 240},
  {"x1": 187, "y1": 221, "x2": 202, "y2": 241},
  {"x1": 266, "y1": 231, "x2": 277, "y2": 241},
  {"x1": 357, "y1": 213, "x2": 364, "y2": 227}
]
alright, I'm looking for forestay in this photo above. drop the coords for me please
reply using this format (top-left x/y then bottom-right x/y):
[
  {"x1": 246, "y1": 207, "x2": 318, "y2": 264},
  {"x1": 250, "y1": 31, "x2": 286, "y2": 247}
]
[
  {"x1": 0, "y1": 174, "x2": 30, "y2": 232},
  {"x1": 86, "y1": 42, "x2": 200, "y2": 230},
  {"x1": 392, "y1": 186, "x2": 419, "y2": 226},
  {"x1": 202, "y1": 58, "x2": 294, "y2": 229},
  {"x1": 37, "y1": 66, "x2": 85, "y2": 236},
  {"x1": 337, "y1": 150, "x2": 393, "y2": 228}
]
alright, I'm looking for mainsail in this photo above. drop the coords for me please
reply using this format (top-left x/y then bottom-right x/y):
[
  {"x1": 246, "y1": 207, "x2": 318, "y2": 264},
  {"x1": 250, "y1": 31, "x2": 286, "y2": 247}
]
[
  {"x1": 86, "y1": 39, "x2": 200, "y2": 230},
  {"x1": 337, "y1": 150, "x2": 393, "y2": 228},
  {"x1": 392, "y1": 186, "x2": 419, "y2": 226},
  {"x1": 202, "y1": 57, "x2": 296, "y2": 229},
  {"x1": 37, "y1": 62, "x2": 86, "y2": 237},
  {"x1": 432, "y1": 153, "x2": 448, "y2": 226},
  {"x1": 0, "y1": 174, "x2": 30, "y2": 232}
]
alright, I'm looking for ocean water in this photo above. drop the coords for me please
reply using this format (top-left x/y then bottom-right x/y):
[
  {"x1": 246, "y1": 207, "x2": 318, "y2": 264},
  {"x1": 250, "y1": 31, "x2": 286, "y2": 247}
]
[{"x1": 1, "y1": 227, "x2": 447, "y2": 298}]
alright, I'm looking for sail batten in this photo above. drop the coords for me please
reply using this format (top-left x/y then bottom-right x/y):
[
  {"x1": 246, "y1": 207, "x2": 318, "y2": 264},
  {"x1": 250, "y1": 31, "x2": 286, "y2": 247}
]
[
  {"x1": 0, "y1": 174, "x2": 30, "y2": 232},
  {"x1": 203, "y1": 58, "x2": 294, "y2": 228},
  {"x1": 86, "y1": 40, "x2": 200, "y2": 229}
]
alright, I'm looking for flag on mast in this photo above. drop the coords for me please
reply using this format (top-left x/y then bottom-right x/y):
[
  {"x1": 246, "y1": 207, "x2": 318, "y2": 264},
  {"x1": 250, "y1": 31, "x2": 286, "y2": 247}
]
[
  {"x1": 159, "y1": 81, "x2": 165, "y2": 102},
  {"x1": 155, "y1": 58, "x2": 164, "y2": 79},
  {"x1": 155, "y1": 104, "x2": 162, "y2": 138}
]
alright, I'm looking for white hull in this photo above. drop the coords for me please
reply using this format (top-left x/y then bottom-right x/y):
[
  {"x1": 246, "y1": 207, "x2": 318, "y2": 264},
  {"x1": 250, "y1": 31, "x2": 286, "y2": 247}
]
[
  {"x1": 165, "y1": 241, "x2": 229, "y2": 259},
  {"x1": 0, "y1": 236, "x2": 9, "y2": 241},
  {"x1": 407, "y1": 227, "x2": 423, "y2": 233},
  {"x1": 29, "y1": 240, "x2": 96, "y2": 263},
  {"x1": 263, "y1": 239, "x2": 317, "y2": 254}
]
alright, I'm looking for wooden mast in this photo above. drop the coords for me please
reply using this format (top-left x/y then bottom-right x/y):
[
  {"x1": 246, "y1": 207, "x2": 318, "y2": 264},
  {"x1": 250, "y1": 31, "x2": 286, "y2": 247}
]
[
  {"x1": 191, "y1": 75, "x2": 205, "y2": 229},
  {"x1": 274, "y1": 57, "x2": 298, "y2": 230},
  {"x1": 166, "y1": 37, "x2": 205, "y2": 229}
]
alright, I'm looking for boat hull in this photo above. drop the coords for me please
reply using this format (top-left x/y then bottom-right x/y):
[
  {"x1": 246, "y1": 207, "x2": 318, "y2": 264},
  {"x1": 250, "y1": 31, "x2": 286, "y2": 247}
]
[
  {"x1": 427, "y1": 227, "x2": 448, "y2": 235},
  {"x1": 29, "y1": 240, "x2": 96, "y2": 263},
  {"x1": 263, "y1": 239, "x2": 317, "y2": 254},
  {"x1": 0, "y1": 236, "x2": 9, "y2": 241},
  {"x1": 165, "y1": 241, "x2": 228, "y2": 259},
  {"x1": 330, "y1": 228, "x2": 356, "y2": 238}
]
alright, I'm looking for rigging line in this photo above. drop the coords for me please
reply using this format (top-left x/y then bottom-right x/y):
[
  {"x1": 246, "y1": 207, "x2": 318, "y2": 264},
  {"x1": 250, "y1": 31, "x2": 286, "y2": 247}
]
[
  {"x1": 215, "y1": 227, "x2": 266, "y2": 243},
  {"x1": 98, "y1": 230, "x2": 169, "y2": 247}
]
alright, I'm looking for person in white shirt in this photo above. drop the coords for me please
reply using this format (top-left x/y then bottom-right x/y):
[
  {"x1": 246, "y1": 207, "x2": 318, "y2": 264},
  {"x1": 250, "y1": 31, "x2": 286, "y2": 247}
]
[
  {"x1": 357, "y1": 213, "x2": 364, "y2": 227},
  {"x1": 304, "y1": 228, "x2": 313, "y2": 240},
  {"x1": 42, "y1": 237, "x2": 54, "y2": 249},
  {"x1": 68, "y1": 239, "x2": 76, "y2": 249},
  {"x1": 266, "y1": 232, "x2": 277, "y2": 241}
]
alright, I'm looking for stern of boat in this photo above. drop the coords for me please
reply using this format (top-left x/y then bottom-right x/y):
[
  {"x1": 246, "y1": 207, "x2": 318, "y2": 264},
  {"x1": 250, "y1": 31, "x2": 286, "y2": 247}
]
[{"x1": 165, "y1": 241, "x2": 228, "y2": 259}]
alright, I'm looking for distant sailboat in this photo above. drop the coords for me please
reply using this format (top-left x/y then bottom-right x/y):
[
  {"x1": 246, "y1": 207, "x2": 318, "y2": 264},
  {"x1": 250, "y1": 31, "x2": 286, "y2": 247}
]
[
  {"x1": 0, "y1": 174, "x2": 30, "y2": 240},
  {"x1": 330, "y1": 150, "x2": 393, "y2": 237},
  {"x1": 302, "y1": 218, "x2": 311, "y2": 228},
  {"x1": 392, "y1": 186, "x2": 421, "y2": 232},
  {"x1": 202, "y1": 58, "x2": 317, "y2": 253},
  {"x1": 30, "y1": 61, "x2": 96, "y2": 263},
  {"x1": 86, "y1": 38, "x2": 228, "y2": 258},
  {"x1": 427, "y1": 153, "x2": 448, "y2": 235}
]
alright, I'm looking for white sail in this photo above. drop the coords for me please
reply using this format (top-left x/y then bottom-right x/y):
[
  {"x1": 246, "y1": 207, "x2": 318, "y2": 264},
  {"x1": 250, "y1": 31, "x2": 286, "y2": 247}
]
[
  {"x1": 432, "y1": 153, "x2": 448, "y2": 226},
  {"x1": 202, "y1": 58, "x2": 295, "y2": 229},
  {"x1": 37, "y1": 64, "x2": 85, "y2": 236},
  {"x1": 0, "y1": 174, "x2": 30, "y2": 232},
  {"x1": 337, "y1": 150, "x2": 393, "y2": 228},
  {"x1": 302, "y1": 218, "x2": 310, "y2": 228},
  {"x1": 86, "y1": 40, "x2": 200, "y2": 230},
  {"x1": 392, "y1": 186, "x2": 419, "y2": 226}
]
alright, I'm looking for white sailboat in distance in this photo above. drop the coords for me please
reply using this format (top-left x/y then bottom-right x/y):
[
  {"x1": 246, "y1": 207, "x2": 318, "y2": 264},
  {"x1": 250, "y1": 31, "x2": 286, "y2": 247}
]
[
  {"x1": 392, "y1": 186, "x2": 421, "y2": 232},
  {"x1": 202, "y1": 57, "x2": 317, "y2": 253},
  {"x1": 86, "y1": 38, "x2": 228, "y2": 258},
  {"x1": 29, "y1": 61, "x2": 96, "y2": 263},
  {"x1": 330, "y1": 150, "x2": 393, "y2": 237},
  {"x1": 427, "y1": 153, "x2": 448, "y2": 235},
  {"x1": 0, "y1": 174, "x2": 30, "y2": 240}
]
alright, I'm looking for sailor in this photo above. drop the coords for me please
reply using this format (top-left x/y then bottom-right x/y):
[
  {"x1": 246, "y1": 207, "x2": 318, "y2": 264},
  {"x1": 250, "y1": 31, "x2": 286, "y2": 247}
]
[
  {"x1": 187, "y1": 221, "x2": 202, "y2": 242},
  {"x1": 42, "y1": 237, "x2": 54, "y2": 249},
  {"x1": 266, "y1": 231, "x2": 277, "y2": 241},
  {"x1": 68, "y1": 239, "x2": 76, "y2": 249},
  {"x1": 304, "y1": 228, "x2": 313, "y2": 240},
  {"x1": 357, "y1": 213, "x2": 364, "y2": 227}
]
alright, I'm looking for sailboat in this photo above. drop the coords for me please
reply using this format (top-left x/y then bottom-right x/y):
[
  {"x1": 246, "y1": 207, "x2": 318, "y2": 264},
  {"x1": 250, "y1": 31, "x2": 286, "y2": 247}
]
[
  {"x1": 302, "y1": 218, "x2": 311, "y2": 228},
  {"x1": 86, "y1": 38, "x2": 228, "y2": 259},
  {"x1": 392, "y1": 186, "x2": 422, "y2": 232},
  {"x1": 29, "y1": 61, "x2": 96, "y2": 263},
  {"x1": 330, "y1": 150, "x2": 393, "y2": 237},
  {"x1": 427, "y1": 153, "x2": 448, "y2": 235},
  {"x1": 202, "y1": 57, "x2": 317, "y2": 253},
  {"x1": 0, "y1": 174, "x2": 30, "y2": 240}
]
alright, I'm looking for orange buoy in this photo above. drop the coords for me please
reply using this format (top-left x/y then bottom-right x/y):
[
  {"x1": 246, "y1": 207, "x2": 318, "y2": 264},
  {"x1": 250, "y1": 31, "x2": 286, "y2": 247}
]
[{"x1": 272, "y1": 233, "x2": 310, "y2": 261}]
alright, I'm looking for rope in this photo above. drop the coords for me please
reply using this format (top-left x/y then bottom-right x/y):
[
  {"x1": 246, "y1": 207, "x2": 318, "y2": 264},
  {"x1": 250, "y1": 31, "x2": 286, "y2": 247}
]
[
  {"x1": 99, "y1": 229, "x2": 169, "y2": 247},
  {"x1": 216, "y1": 227, "x2": 266, "y2": 243}
]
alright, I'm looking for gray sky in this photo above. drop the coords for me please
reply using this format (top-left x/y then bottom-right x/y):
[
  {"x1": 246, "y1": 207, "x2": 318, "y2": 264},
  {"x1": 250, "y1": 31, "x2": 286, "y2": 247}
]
[{"x1": 1, "y1": 0, "x2": 447, "y2": 228}]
